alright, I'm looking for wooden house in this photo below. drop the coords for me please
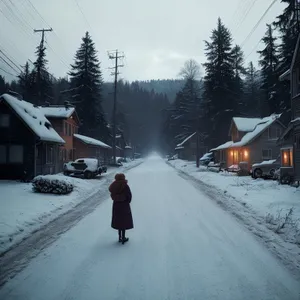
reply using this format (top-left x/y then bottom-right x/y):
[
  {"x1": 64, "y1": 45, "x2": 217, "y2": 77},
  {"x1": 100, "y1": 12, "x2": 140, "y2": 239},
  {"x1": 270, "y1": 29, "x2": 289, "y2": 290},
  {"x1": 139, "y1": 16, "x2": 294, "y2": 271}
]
[
  {"x1": 0, "y1": 94, "x2": 65, "y2": 180},
  {"x1": 73, "y1": 134, "x2": 112, "y2": 164},
  {"x1": 39, "y1": 104, "x2": 80, "y2": 165},
  {"x1": 211, "y1": 115, "x2": 285, "y2": 170},
  {"x1": 175, "y1": 132, "x2": 209, "y2": 161},
  {"x1": 279, "y1": 34, "x2": 300, "y2": 182}
]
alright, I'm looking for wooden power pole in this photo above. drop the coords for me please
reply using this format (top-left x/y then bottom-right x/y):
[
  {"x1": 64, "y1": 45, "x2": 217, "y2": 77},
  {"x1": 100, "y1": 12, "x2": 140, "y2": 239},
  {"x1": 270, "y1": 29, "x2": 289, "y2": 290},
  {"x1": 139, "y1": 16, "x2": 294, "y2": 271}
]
[
  {"x1": 33, "y1": 28, "x2": 52, "y2": 105},
  {"x1": 108, "y1": 50, "x2": 124, "y2": 164}
]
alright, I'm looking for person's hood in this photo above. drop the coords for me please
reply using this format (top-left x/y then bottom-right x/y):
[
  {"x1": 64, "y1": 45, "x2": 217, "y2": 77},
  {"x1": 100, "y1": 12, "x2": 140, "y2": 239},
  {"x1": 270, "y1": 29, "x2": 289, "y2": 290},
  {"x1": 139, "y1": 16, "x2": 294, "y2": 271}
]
[{"x1": 109, "y1": 180, "x2": 128, "y2": 195}]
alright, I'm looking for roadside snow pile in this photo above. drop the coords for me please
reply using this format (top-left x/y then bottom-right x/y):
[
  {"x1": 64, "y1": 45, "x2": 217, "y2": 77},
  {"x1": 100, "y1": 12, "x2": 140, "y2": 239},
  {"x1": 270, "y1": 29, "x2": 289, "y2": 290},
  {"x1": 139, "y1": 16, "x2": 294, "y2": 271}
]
[
  {"x1": 32, "y1": 175, "x2": 74, "y2": 194},
  {"x1": 169, "y1": 159, "x2": 300, "y2": 246}
]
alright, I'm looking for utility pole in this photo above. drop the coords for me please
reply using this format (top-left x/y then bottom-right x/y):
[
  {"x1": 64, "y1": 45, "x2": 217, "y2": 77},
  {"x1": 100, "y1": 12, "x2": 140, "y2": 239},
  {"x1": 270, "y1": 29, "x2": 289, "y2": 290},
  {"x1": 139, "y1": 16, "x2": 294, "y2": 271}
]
[
  {"x1": 34, "y1": 28, "x2": 53, "y2": 48},
  {"x1": 33, "y1": 28, "x2": 52, "y2": 105},
  {"x1": 108, "y1": 50, "x2": 124, "y2": 164}
]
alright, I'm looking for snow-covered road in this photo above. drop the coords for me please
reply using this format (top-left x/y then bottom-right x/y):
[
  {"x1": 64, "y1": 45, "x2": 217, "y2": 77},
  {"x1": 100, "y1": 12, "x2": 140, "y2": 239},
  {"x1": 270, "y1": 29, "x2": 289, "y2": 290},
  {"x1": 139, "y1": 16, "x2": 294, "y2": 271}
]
[{"x1": 0, "y1": 156, "x2": 299, "y2": 300}]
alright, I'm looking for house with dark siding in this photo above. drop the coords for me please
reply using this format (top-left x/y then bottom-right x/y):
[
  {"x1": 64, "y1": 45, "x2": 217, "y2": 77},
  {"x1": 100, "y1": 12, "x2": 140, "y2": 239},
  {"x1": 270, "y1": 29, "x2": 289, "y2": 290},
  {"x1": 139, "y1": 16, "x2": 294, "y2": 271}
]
[
  {"x1": 211, "y1": 115, "x2": 285, "y2": 170},
  {"x1": 278, "y1": 34, "x2": 300, "y2": 183},
  {"x1": 0, "y1": 94, "x2": 65, "y2": 180},
  {"x1": 175, "y1": 132, "x2": 209, "y2": 161}
]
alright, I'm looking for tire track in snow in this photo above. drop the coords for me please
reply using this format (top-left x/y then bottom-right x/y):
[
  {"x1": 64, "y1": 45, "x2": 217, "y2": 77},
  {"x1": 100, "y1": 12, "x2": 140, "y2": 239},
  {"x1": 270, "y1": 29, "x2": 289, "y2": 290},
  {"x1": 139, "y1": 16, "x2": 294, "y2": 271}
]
[{"x1": 0, "y1": 161, "x2": 143, "y2": 288}]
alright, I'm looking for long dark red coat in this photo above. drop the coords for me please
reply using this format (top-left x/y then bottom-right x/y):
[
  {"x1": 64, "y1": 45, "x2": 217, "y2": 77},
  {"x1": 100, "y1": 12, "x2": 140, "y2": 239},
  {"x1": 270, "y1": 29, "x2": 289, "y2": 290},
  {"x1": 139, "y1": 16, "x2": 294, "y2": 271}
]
[{"x1": 109, "y1": 180, "x2": 134, "y2": 230}]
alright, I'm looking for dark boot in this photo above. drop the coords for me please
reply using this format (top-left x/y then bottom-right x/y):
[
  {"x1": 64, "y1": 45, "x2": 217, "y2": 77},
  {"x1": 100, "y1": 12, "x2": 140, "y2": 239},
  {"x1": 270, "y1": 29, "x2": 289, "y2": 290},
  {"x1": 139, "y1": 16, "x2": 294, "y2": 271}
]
[
  {"x1": 118, "y1": 230, "x2": 122, "y2": 242},
  {"x1": 121, "y1": 229, "x2": 129, "y2": 244}
]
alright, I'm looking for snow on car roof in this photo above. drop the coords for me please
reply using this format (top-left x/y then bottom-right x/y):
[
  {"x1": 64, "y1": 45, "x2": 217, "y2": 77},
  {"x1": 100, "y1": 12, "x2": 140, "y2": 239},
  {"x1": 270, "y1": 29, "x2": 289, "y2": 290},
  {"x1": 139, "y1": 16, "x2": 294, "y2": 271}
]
[
  {"x1": 252, "y1": 159, "x2": 277, "y2": 167},
  {"x1": 176, "y1": 132, "x2": 196, "y2": 147},
  {"x1": 200, "y1": 152, "x2": 212, "y2": 160},
  {"x1": 1, "y1": 94, "x2": 65, "y2": 144},
  {"x1": 73, "y1": 134, "x2": 111, "y2": 149},
  {"x1": 233, "y1": 117, "x2": 262, "y2": 132},
  {"x1": 39, "y1": 106, "x2": 75, "y2": 118}
]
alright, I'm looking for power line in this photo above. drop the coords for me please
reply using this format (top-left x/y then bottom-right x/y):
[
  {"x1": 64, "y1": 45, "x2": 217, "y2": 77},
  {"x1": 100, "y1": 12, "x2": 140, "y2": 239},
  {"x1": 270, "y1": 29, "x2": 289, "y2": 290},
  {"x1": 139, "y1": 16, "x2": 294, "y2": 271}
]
[
  {"x1": 245, "y1": 38, "x2": 263, "y2": 61},
  {"x1": 0, "y1": 49, "x2": 22, "y2": 73},
  {"x1": 0, "y1": 66, "x2": 18, "y2": 77},
  {"x1": 233, "y1": 0, "x2": 259, "y2": 35},
  {"x1": 0, "y1": 55, "x2": 19, "y2": 74},
  {"x1": 241, "y1": 0, "x2": 278, "y2": 48},
  {"x1": 24, "y1": 0, "x2": 52, "y2": 27},
  {"x1": 73, "y1": 0, "x2": 93, "y2": 31}
]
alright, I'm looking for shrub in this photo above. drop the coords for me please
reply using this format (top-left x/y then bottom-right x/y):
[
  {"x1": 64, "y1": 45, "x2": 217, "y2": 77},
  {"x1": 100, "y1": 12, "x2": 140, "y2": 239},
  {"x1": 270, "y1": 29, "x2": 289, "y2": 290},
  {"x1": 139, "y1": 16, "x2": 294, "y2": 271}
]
[{"x1": 32, "y1": 175, "x2": 74, "y2": 195}]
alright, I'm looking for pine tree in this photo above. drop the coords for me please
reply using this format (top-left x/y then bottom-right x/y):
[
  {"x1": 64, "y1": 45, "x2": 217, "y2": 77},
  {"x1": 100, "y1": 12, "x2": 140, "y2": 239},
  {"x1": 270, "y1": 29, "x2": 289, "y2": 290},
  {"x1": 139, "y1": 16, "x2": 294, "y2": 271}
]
[
  {"x1": 0, "y1": 75, "x2": 9, "y2": 94},
  {"x1": 273, "y1": 0, "x2": 299, "y2": 111},
  {"x1": 32, "y1": 42, "x2": 52, "y2": 105},
  {"x1": 69, "y1": 32, "x2": 109, "y2": 141},
  {"x1": 232, "y1": 45, "x2": 246, "y2": 109},
  {"x1": 18, "y1": 61, "x2": 33, "y2": 100},
  {"x1": 243, "y1": 62, "x2": 261, "y2": 116},
  {"x1": 203, "y1": 18, "x2": 237, "y2": 145},
  {"x1": 258, "y1": 24, "x2": 280, "y2": 116}
]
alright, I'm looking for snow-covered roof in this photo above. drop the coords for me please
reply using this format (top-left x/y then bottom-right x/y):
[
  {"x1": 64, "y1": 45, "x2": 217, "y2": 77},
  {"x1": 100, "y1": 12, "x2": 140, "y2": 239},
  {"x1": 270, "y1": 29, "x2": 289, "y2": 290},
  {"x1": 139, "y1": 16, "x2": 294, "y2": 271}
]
[
  {"x1": 176, "y1": 132, "x2": 196, "y2": 147},
  {"x1": 39, "y1": 106, "x2": 75, "y2": 119},
  {"x1": 73, "y1": 134, "x2": 111, "y2": 149},
  {"x1": 232, "y1": 114, "x2": 281, "y2": 147},
  {"x1": 175, "y1": 146, "x2": 184, "y2": 150},
  {"x1": 212, "y1": 114, "x2": 281, "y2": 151},
  {"x1": 116, "y1": 146, "x2": 123, "y2": 150},
  {"x1": 232, "y1": 117, "x2": 262, "y2": 132},
  {"x1": 279, "y1": 69, "x2": 290, "y2": 81},
  {"x1": 210, "y1": 141, "x2": 233, "y2": 151},
  {"x1": 1, "y1": 94, "x2": 65, "y2": 144},
  {"x1": 125, "y1": 146, "x2": 132, "y2": 149}
]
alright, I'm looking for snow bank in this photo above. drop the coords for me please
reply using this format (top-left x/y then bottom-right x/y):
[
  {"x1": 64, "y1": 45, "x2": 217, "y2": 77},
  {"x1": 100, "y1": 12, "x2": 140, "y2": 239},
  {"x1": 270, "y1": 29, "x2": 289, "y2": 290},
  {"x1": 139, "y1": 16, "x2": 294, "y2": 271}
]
[
  {"x1": 169, "y1": 160, "x2": 300, "y2": 246},
  {"x1": 0, "y1": 159, "x2": 142, "y2": 253}
]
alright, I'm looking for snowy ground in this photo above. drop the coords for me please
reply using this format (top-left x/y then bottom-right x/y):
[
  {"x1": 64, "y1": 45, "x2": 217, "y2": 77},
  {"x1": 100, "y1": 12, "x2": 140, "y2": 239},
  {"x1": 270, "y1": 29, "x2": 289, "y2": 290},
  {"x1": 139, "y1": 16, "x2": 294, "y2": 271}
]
[
  {"x1": 168, "y1": 160, "x2": 300, "y2": 269},
  {"x1": 0, "y1": 156, "x2": 299, "y2": 299},
  {"x1": 0, "y1": 160, "x2": 142, "y2": 254}
]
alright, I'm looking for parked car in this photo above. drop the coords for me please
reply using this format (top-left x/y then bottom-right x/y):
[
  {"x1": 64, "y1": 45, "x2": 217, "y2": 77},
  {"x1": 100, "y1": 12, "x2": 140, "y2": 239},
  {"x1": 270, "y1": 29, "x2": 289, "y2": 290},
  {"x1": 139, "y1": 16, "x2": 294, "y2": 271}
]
[
  {"x1": 168, "y1": 154, "x2": 178, "y2": 161},
  {"x1": 199, "y1": 152, "x2": 214, "y2": 166},
  {"x1": 63, "y1": 158, "x2": 107, "y2": 179},
  {"x1": 250, "y1": 157, "x2": 280, "y2": 179}
]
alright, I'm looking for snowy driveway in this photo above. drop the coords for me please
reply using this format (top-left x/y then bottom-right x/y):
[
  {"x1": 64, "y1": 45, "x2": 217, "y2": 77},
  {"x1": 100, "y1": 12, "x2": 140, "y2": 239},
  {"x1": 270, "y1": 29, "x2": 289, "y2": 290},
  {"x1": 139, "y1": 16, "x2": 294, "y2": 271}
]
[{"x1": 0, "y1": 156, "x2": 299, "y2": 300}]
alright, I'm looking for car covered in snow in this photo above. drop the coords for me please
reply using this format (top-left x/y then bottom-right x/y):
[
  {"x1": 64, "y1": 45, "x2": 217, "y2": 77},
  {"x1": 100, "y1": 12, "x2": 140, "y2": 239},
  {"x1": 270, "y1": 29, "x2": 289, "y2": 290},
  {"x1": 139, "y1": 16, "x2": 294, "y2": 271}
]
[
  {"x1": 199, "y1": 152, "x2": 214, "y2": 166},
  {"x1": 63, "y1": 158, "x2": 107, "y2": 179},
  {"x1": 250, "y1": 157, "x2": 280, "y2": 179}
]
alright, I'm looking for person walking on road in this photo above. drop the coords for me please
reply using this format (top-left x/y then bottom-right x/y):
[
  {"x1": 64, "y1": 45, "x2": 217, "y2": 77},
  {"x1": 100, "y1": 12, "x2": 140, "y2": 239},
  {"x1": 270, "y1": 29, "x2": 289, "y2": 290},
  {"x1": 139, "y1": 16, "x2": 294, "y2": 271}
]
[{"x1": 109, "y1": 173, "x2": 134, "y2": 244}]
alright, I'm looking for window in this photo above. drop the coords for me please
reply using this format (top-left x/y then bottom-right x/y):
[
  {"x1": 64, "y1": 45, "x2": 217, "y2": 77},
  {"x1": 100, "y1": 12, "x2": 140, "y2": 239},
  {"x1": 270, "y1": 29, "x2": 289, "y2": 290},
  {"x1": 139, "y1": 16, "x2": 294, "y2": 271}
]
[
  {"x1": 46, "y1": 145, "x2": 54, "y2": 164},
  {"x1": 0, "y1": 145, "x2": 7, "y2": 163},
  {"x1": 262, "y1": 149, "x2": 272, "y2": 160},
  {"x1": 268, "y1": 127, "x2": 274, "y2": 139},
  {"x1": 0, "y1": 114, "x2": 10, "y2": 127},
  {"x1": 9, "y1": 145, "x2": 23, "y2": 163},
  {"x1": 282, "y1": 149, "x2": 293, "y2": 167}
]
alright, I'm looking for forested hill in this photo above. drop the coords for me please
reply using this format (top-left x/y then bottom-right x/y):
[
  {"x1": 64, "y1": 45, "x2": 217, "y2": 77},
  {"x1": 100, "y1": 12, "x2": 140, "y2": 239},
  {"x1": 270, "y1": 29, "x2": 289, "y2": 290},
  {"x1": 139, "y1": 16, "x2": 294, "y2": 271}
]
[{"x1": 133, "y1": 79, "x2": 185, "y2": 103}]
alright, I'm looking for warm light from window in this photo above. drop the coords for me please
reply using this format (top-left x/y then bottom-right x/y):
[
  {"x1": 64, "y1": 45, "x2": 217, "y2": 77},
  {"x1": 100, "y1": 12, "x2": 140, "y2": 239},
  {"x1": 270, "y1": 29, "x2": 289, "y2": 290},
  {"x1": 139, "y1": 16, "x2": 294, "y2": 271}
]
[
  {"x1": 244, "y1": 150, "x2": 248, "y2": 158},
  {"x1": 231, "y1": 151, "x2": 233, "y2": 156},
  {"x1": 283, "y1": 152, "x2": 288, "y2": 163}
]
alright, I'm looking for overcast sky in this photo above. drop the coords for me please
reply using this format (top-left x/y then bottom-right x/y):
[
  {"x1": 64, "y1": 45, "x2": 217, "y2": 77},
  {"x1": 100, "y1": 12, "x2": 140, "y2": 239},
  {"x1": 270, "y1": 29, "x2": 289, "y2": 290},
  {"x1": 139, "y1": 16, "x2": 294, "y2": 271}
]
[{"x1": 0, "y1": 0, "x2": 285, "y2": 82}]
